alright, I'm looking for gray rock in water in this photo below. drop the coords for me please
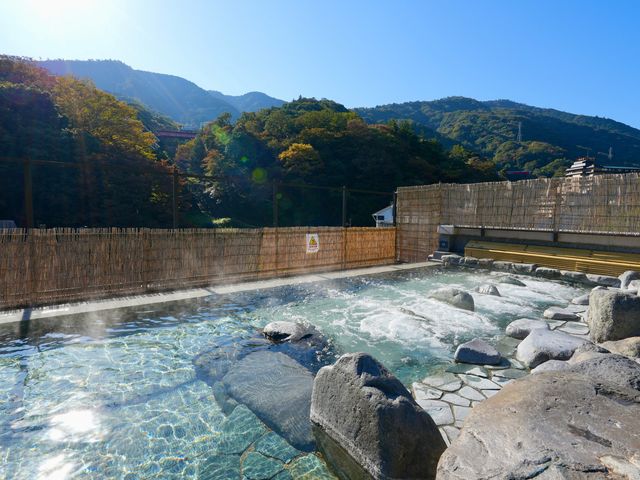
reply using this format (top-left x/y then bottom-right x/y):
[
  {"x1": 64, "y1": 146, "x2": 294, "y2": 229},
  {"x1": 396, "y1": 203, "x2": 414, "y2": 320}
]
[
  {"x1": 263, "y1": 321, "x2": 315, "y2": 342},
  {"x1": 474, "y1": 284, "x2": 500, "y2": 296},
  {"x1": 516, "y1": 329, "x2": 590, "y2": 368},
  {"x1": 441, "y1": 254, "x2": 461, "y2": 267},
  {"x1": 543, "y1": 306, "x2": 581, "y2": 321},
  {"x1": 628, "y1": 279, "x2": 640, "y2": 294},
  {"x1": 560, "y1": 270, "x2": 589, "y2": 284},
  {"x1": 222, "y1": 350, "x2": 315, "y2": 451},
  {"x1": 534, "y1": 267, "x2": 561, "y2": 279},
  {"x1": 571, "y1": 292, "x2": 590, "y2": 305},
  {"x1": 511, "y1": 263, "x2": 538, "y2": 274},
  {"x1": 587, "y1": 273, "x2": 622, "y2": 288},
  {"x1": 311, "y1": 353, "x2": 446, "y2": 480},
  {"x1": 492, "y1": 261, "x2": 512, "y2": 272},
  {"x1": 588, "y1": 288, "x2": 640, "y2": 342},
  {"x1": 568, "y1": 353, "x2": 640, "y2": 391},
  {"x1": 568, "y1": 343, "x2": 611, "y2": 364},
  {"x1": 477, "y1": 258, "x2": 494, "y2": 269},
  {"x1": 460, "y1": 256, "x2": 479, "y2": 267},
  {"x1": 530, "y1": 359, "x2": 571, "y2": 374},
  {"x1": 505, "y1": 318, "x2": 550, "y2": 340},
  {"x1": 430, "y1": 288, "x2": 474, "y2": 311},
  {"x1": 601, "y1": 337, "x2": 640, "y2": 359},
  {"x1": 619, "y1": 270, "x2": 640, "y2": 290},
  {"x1": 436, "y1": 371, "x2": 640, "y2": 479},
  {"x1": 496, "y1": 276, "x2": 526, "y2": 287},
  {"x1": 454, "y1": 339, "x2": 502, "y2": 365}
]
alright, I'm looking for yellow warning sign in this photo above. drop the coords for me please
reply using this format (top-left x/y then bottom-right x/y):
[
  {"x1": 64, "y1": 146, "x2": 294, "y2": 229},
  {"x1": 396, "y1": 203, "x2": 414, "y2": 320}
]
[{"x1": 306, "y1": 233, "x2": 320, "y2": 253}]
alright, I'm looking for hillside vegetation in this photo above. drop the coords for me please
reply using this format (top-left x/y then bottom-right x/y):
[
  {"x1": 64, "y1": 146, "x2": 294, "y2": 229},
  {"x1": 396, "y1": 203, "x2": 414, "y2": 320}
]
[{"x1": 356, "y1": 97, "x2": 640, "y2": 176}]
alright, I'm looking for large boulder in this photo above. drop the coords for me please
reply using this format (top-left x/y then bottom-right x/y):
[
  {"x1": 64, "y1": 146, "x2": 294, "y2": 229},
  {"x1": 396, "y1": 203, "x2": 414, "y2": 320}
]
[
  {"x1": 543, "y1": 306, "x2": 581, "y2": 321},
  {"x1": 619, "y1": 270, "x2": 640, "y2": 290},
  {"x1": 588, "y1": 288, "x2": 640, "y2": 342},
  {"x1": 568, "y1": 353, "x2": 640, "y2": 391},
  {"x1": 534, "y1": 267, "x2": 561, "y2": 279},
  {"x1": 601, "y1": 336, "x2": 640, "y2": 358},
  {"x1": 454, "y1": 338, "x2": 502, "y2": 365},
  {"x1": 492, "y1": 261, "x2": 512, "y2": 272},
  {"x1": 505, "y1": 318, "x2": 550, "y2": 340},
  {"x1": 310, "y1": 353, "x2": 446, "y2": 480},
  {"x1": 436, "y1": 371, "x2": 640, "y2": 479},
  {"x1": 511, "y1": 263, "x2": 537, "y2": 274},
  {"x1": 628, "y1": 279, "x2": 640, "y2": 294},
  {"x1": 222, "y1": 350, "x2": 316, "y2": 451},
  {"x1": 516, "y1": 329, "x2": 590, "y2": 368},
  {"x1": 560, "y1": 270, "x2": 590, "y2": 284},
  {"x1": 441, "y1": 254, "x2": 461, "y2": 267},
  {"x1": 430, "y1": 288, "x2": 474, "y2": 311}
]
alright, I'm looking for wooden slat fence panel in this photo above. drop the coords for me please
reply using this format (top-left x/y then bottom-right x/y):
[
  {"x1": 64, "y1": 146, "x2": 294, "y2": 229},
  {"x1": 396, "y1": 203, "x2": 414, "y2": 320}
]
[{"x1": 0, "y1": 226, "x2": 397, "y2": 310}]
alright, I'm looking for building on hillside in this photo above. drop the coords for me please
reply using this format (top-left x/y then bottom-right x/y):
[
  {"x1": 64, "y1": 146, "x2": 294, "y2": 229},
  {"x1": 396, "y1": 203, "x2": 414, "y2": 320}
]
[
  {"x1": 565, "y1": 157, "x2": 640, "y2": 177},
  {"x1": 372, "y1": 204, "x2": 394, "y2": 227}
]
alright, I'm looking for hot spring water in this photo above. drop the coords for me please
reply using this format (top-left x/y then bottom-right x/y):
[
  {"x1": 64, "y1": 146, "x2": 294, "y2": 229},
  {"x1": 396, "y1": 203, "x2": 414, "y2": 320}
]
[{"x1": 0, "y1": 268, "x2": 587, "y2": 478}]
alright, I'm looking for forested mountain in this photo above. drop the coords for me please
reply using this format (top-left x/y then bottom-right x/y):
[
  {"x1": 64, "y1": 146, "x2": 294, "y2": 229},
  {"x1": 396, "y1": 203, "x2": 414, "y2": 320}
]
[
  {"x1": 356, "y1": 97, "x2": 640, "y2": 176},
  {"x1": 208, "y1": 90, "x2": 284, "y2": 112},
  {"x1": 0, "y1": 56, "x2": 188, "y2": 227},
  {"x1": 37, "y1": 60, "x2": 284, "y2": 127},
  {"x1": 174, "y1": 98, "x2": 498, "y2": 227}
]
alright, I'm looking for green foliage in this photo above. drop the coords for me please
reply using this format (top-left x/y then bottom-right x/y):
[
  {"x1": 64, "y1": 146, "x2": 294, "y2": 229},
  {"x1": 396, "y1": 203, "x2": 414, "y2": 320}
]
[
  {"x1": 356, "y1": 96, "x2": 640, "y2": 174},
  {"x1": 176, "y1": 98, "x2": 499, "y2": 226}
]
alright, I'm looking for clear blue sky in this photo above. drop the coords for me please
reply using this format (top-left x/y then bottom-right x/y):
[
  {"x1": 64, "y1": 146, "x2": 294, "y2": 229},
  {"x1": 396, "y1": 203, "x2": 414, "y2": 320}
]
[{"x1": 2, "y1": 0, "x2": 639, "y2": 127}]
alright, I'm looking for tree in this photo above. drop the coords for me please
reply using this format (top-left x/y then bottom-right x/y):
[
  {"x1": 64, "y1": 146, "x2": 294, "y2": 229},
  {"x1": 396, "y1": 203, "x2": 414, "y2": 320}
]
[{"x1": 278, "y1": 143, "x2": 322, "y2": 176}]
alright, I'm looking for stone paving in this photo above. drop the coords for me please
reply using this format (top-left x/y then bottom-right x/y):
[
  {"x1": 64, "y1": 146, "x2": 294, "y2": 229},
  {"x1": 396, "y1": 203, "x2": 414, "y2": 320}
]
[{"x1": 412, "y1": 311, "x2": 592, "y2": 446}]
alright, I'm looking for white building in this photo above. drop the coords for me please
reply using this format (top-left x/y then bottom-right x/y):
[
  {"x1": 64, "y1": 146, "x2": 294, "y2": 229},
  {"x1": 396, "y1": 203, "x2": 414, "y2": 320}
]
[{"x1": 372, "y1": 204, "x2": 394, "y2": 227}]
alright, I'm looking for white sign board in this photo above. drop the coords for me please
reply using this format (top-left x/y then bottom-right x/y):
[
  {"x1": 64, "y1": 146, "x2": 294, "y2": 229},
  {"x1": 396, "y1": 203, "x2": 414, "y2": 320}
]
[{"x1": 306, "y1": 233, "x2": 320, "y2": 253}]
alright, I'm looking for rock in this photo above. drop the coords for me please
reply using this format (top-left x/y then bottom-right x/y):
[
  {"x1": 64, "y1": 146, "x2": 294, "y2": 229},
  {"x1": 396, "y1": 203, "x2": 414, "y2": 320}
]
[
  {"x1": 619, "y1": 270, "x2": 640, "y2": 290},
  {"x1": 441, "y1": 254, "x2": 461, "y2": 267},
  {"x1": 568, "y1": 343, "x2": 611, "y2": 364},
  {"x1": 571, "y1": 292, "x2": 590, "y2": 305},
  {"x1": 457, "y1": 386, "x2": 485, "y2": 401},
  {"x1": 477, "y1": 258, "x2": 494, "y2": 269},
  {"x1": 628, "y1": 279, "x2": 640, "y2": 294},
  {"x1": 460, "y1": 256, "x2": 479, "y2": 267},
  {"x1": 454, "y1": 339, "x2": 502, "y2": 365},
  {"x1": 310, "y1": 353, "x2": 446, "y2": 480},
  {"x1": 436, "y1": 371, "x2": 640, "y2": 479},
  {"x1": 534, "y1": 266, "x2": 561, "y2": 279},
  {"x1": 530, "y1": 359, "x2": 571, "y2": 374},
  {"x1": 416, "y1": 400, "x2": 454, "y2": 426},
  {"x1": 492, "y1": 261, "x2": 512, "y2": 272},
  {"x1": 430, "y1": 288, "x2": 474, "y2": 311},
  {"x1": 586, "y1": 273, "x2": 621, "y2": 288},
  {"x1": 421, "y1": 372, "x2": 462, "y2": 392},
  {"x1": 601, "y1": 337, "x2": 640, "y2": 358},
  {"x1": 505, "y1": 318, "x2": 550, "y2": 340},
  {"x1": 511, "y1": 263, "x2": 538, "y2": 274},
  {"x1": 543, "y1": 306, "x2": 581, "y2": 321},
  {"x1": 222, "y1": 350, "x2": 315, "y2": 451},
  {"x1": 474, "y1": 284, "x2": 500, "y2": 296},
  {"x1": 588, "y1": 288, "x2": 640, "y2": 342},
  {"x1": 568, "y1": 353, "x2": 640, "y2": 391},
  {"x1": 560, "y1": 270, "x2": 589, "y2": 284},
  {"x1": 516, "y1": 329, "x2": 590, "y2": 368},
  {"x1": 496, "y1": 276, "x2": 526, "y2": 286}
]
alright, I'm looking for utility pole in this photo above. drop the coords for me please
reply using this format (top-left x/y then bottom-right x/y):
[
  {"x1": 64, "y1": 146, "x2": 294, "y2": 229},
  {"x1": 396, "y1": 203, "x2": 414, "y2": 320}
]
[
  {"x1": 516, "y1": 122, "x2": 522, "y2": 143},
  {"x1": 342, "y1": 186, "x2": 348, "y2": 227},
  {"x1": 23, "y1": 158, "x2": 34, "y2": 228}
]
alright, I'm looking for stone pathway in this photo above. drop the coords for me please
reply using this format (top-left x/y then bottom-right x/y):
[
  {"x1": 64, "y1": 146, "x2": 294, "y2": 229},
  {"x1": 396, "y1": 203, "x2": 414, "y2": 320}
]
[{"x1": 412, "y1": 315, "x2": 592, "y2": 446}]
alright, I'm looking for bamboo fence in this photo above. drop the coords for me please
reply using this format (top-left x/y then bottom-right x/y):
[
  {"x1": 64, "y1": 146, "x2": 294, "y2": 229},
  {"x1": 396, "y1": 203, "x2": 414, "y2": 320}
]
[
  {"x1": 0, "y1": 227, "x2": 396, "y2": 310},
  {"x1": 396, "y1": 173, "x2": 640, "y2": 262}
]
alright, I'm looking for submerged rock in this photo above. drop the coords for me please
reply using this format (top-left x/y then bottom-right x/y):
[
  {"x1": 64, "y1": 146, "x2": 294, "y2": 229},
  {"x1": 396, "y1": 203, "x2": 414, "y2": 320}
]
[
  {"x1": 516, "y1": 329, "x2": 590, "y2": 368},
  {"x1": 436, "y1": 371, "x2": 640, "y2": 479},
  {"x1": 505, "y1": 318, "x2": 549, "y2": 340},
  {"x1": 430, "y1": 288, "x2": 474, "y2": 311},
  {"x1": 460, "y1": 256, "x2": 479, "y2": 267},
  {"x1": 492, "y1": 261, "x2": 512, "y2": 272},
  {"x1": 311, "y1": 353, "x2": 446, "y2": 480},
  {"x1": 454, "y1": 339, "x2": 502, "y2": 365},
  {"x1": 441, "y1": 254, "x2": 461, "y2": 267},
  {"x1": 474, "y1": 284, "x2": 500, "y2": 296},
  {"x1": 571, "y1": 292, "x2": 590, "y2": 305},
  {"x1": 588, "y1": 288, "x2": 640, "y2": 342},
  {"x1": 222, "y1": 350, "x2": 315, "y2": 451}
]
